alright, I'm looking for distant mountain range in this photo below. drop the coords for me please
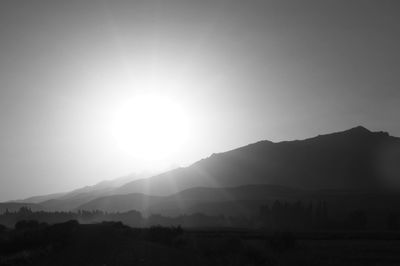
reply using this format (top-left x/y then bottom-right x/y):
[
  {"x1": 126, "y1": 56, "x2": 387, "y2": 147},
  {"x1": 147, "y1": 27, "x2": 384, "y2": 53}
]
[
  {"x1": 2, "y1": 126, "x2": 400, "y2": 216},
  {"x1": 6, "y1": 172, "x2": 157, "y2": 212}
]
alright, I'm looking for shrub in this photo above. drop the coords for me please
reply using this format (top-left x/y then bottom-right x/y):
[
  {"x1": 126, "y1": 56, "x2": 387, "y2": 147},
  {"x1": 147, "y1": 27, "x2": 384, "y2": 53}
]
[
  {"x1": 145, "y1": 225, "x2": 184, "y2": 245},
  {"x1": 268, "y1": 232, "x2": 297, "y2": 252},
  {"x1": 15, "y1": 220, "x2": 44, "y2": 231},
  {"x1": 0, "y1": 224, "x2": 7, "y2": 233}
]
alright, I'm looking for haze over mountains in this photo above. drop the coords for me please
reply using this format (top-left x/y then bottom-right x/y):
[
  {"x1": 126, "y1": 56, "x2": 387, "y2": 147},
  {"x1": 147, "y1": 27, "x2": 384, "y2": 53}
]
[{"x1": 2, "y1": 126, "x2": 400, "y2": 216}]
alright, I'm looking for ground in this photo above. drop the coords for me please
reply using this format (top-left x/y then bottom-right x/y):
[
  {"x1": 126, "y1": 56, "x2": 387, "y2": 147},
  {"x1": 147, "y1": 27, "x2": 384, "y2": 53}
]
[{"x1": 2, "y1": 222, "x2": 400, "y2": 266}]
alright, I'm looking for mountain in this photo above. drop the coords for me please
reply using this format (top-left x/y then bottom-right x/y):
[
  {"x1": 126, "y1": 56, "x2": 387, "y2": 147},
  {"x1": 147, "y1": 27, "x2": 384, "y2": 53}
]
[
  {"x1": 8, "y1": 126, "x2": 400, "y2": 213},
  {"x1": 16, "y1": 192, "x2": 67, "y2": 204},
  {"x1": 77, "y1": 184, "x2": 400, "y2": 217},
  {"x1": 13, "y1": 172, "x2": 158, "y2": 211},
  {"x1": 113, "y1": 126, "x2": 400, "y2": 196},
  {"x1": 77, "y1": 184, "x2": 307, "y2": 215}
]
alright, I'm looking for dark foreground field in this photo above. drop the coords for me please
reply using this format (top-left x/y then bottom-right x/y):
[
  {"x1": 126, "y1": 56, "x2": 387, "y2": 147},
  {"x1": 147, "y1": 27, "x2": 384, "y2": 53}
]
[{"x1": 2, "y1": 221, "x2": 400, "y2": 266}]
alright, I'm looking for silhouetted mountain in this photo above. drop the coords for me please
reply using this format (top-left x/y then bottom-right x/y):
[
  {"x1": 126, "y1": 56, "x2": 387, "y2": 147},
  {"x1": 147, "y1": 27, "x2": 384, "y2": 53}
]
[
  {"x1": 16, "y1": 192, "x2": 67, "y2": 204},
  {"x1": 114, "y1": 126, "x2": 400, "y2": 196},
  {"x1": 60, "y1": 172, "x2": 155, "y2": 198},
  {"x1": 77, "y1": 183, "x2": 400, "y2": 218},
  {"x1": 77, "y1": 193, "x2": 162, "y2": 213},
  {"x1": 77, "y1": 184, "x2": 304, "y2": 215},
  {"x1": 8, "y1": 126, "x2": 400, "y2": 213},
  {"x1": 14, "y1": 172, "x2": 157, "y2": 211}
]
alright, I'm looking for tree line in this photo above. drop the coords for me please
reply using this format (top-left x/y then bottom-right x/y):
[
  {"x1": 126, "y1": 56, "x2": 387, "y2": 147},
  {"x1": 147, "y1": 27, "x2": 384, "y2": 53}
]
[{"x1": 1, "y1": 201, "x2": 400, "y2": 231}]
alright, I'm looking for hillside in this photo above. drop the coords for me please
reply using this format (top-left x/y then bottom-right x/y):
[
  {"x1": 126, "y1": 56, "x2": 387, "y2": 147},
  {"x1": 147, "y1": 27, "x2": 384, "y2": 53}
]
[
  {"x1": 76, "y1": 184, "x2": 400, "y2": 217},
  {"x1": 7, "y1": 126, "x2": 400, "y2": 213},
  {"x1": 15, "y1": 172, "x2": 156, "y2": 211},
  {"x1": 77, "y1": 185, "x2": 305, "y2": 215},
  {"x1": 114, "y1": 126, "x2": 400, "y2": 196}
]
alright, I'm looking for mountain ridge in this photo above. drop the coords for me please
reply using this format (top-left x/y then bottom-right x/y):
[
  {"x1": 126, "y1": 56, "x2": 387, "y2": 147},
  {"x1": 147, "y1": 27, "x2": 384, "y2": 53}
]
[
  {"x1": 4, "y1": 126, "x2": 400, "y2": 213},
  {"x1": 76, "y1": 183, "x2": 400, "y2": 217},
  {"x1": 114, "y1": 125, "x2": 400, "y2": 197}
]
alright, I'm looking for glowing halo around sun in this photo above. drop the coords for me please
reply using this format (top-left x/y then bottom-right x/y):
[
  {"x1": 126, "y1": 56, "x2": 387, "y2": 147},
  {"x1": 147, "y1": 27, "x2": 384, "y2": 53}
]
[{"x1": 111, "y1": 94, "x2": 192, "y2": 161}]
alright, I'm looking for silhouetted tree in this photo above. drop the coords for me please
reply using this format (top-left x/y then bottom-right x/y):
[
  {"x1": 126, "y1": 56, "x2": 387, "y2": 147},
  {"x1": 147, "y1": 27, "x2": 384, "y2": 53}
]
[
  {"x1": 348, "y1": 210, "x2": 367, "y2": 230},
  {"x1": 387, "y1": 213, "x2": 399, "y2": 231}
]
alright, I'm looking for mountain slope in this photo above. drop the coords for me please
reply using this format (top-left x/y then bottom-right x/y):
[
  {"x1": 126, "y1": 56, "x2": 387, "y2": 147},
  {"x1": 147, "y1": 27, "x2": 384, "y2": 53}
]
[
  {"x1": 77, "y1": 183, "x2": 400, "y2": 217},
  {"x1": 13, "y1": 172, "x2": 157, "y2": 211},
  {"x1": 77, "y1": 184, "x2": 306, "y2": 215},
  {"x1": 114, "y1": 126, "x2": 400, "y2": 196},
  {"x1": 12, "y1": 126, "x2": 400, "y2": 212},
  {"x1": 16, "y1": 192, "x2": 67, "y2": 204}
]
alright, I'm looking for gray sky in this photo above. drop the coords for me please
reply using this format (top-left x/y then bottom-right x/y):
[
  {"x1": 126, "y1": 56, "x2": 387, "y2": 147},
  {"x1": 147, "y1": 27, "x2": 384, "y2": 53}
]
[{"x1": 1, "y1": 0, "x2": 400, "y2": 201}]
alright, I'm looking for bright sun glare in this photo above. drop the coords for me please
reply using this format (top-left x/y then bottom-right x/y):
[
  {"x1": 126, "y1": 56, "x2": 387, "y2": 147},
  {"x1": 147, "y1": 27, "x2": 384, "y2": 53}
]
[{"x1": 112, "y1": 94, "x2": 191, "y2": 161}]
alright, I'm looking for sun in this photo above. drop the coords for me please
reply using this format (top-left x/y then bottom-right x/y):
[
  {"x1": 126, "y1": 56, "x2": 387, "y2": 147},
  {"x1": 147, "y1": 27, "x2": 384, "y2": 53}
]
[{"x1": 112, "y1": 94, "x2": 191, "y2": 161}]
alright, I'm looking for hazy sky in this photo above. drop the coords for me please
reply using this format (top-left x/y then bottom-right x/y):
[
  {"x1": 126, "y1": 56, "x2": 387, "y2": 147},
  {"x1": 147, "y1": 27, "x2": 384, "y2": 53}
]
[{"x1": 1, "y1": 0, "x2": 400, "y2": 201}]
